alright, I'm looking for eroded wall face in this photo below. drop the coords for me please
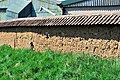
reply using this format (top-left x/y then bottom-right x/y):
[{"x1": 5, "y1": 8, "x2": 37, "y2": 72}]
[
  {"x1": 0, "y1": 32, "x2": 16, "y2": 47},
  {"x1": 0, "y1": 26, "x2": 120, "y2": 57}
]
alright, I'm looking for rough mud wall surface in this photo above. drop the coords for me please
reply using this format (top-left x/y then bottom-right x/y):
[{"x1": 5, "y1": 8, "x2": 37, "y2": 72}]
[
  {"x1": 16, "y1": 32, "x2": 35, "y2": 49},
  {"x1": 0, "y1": 32, "x2": 16, "y2": 48},
  {"x1": 0, "y1": 26, "x2": 120, "y2": 58}
]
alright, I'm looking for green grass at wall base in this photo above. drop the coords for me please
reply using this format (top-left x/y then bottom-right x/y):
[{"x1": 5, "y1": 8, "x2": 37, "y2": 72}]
[{"x1": 0, "y1": 45, "x2": 120, "y2": 80}]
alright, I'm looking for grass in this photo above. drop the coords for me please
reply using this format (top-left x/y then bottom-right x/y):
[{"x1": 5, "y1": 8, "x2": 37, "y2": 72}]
[{"x1": 0, "y1": 45, "x2": 120, "y2": 80}]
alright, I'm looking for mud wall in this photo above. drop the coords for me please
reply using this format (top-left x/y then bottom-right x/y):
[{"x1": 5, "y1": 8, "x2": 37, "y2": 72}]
[{"x1": 0, "y1": 25, "x2": 120, "y2": 58}]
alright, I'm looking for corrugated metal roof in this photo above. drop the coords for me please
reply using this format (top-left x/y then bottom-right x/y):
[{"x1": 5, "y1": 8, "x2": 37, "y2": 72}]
[
  {"x1": 62, "y1": 0, "x2": 120, "y2": 7},
  {"x1": 7, "y1": 0, "x2": 31, "y2": 13},
  {"x1": 0, "y1": 14, "x2": 120, "y2": 27},
  {"x1": 62, "y1": 0, "x2": 84, "y2": 6}
]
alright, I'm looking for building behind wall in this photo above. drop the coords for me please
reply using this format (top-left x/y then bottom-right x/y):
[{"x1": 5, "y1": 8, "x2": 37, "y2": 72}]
[
  {"x1": 32, "y1": 0, "x2": 62, "y2": 17},
  {"x1": 61, "y1": 0, "x2": 120, "y2": 15},
  {"x1": 0, "y1": 0, "x2": 62, "y2": 21},
  {"x1": 0, "y1": 0, "x2": 32, "y2": 20},
  {"x1": 6, "y1": 0, "x2": 32, "y2": 20},
  {"x1": 0, "y1": 0, "x2": 8, "y2": 21}
]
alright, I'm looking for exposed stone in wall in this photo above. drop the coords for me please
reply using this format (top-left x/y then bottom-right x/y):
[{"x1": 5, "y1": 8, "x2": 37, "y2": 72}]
[{"x1": 0, "y1": 25, "x2": 120, "y2": 58}]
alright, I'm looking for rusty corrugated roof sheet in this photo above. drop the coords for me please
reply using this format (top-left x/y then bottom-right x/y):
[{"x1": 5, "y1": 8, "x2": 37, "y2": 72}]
[{"x1": 0, "y1": 14, "x2": 120, "y2": 27}]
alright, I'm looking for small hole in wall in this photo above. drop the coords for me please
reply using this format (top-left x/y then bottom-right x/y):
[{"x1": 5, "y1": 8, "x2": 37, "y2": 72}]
[
  {"x1": 86, "y1": 47, "x2": 88, "y2": 49},
  {"x1": 45, "y1": 32, "x2": 49, "y2": 39},
  {"x1": 80, "y1": 38, "x2": 84, "y2": 41},
  {"x1": 61, "y1": 43, "x2": 64, "y2": 46},
  {"x1": 30, "y1": 42, "x2": 34, "y2": 50},
  {"x1": 46, "y1": 35, "x2": 49, "y2": 39},
  {"x1": 102, "y1": 48, "x2": 105, "y2": 50}
]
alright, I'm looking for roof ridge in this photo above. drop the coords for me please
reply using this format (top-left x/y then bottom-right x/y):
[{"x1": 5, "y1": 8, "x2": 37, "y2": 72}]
[
  {"x1": 1, "y1": 14, "x2": 117, "y2": 22},
  {"x1": 0, "y1": 14, "x2": 119, "y2": 26}
]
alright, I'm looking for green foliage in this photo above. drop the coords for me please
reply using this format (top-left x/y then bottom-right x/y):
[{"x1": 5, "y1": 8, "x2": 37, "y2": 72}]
[{"x1": 0, "y1": 45, "x2": 120, "y2": 80}]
